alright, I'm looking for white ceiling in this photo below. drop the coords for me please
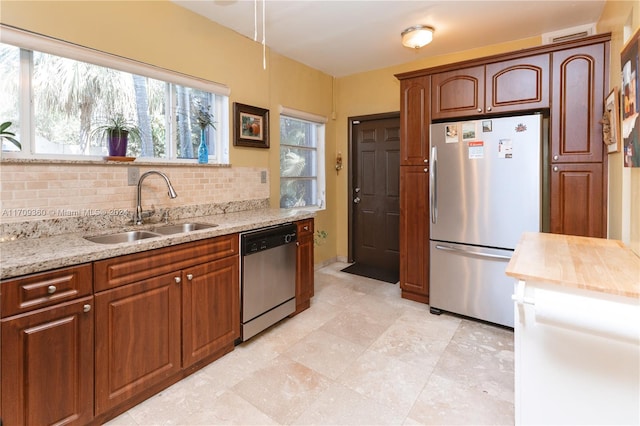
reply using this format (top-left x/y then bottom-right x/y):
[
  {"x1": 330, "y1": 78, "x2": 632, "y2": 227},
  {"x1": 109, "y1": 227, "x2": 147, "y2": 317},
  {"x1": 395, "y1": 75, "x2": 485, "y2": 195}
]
[{"x1": 172, "y1": 0, "x2": 607, "y2": 77}]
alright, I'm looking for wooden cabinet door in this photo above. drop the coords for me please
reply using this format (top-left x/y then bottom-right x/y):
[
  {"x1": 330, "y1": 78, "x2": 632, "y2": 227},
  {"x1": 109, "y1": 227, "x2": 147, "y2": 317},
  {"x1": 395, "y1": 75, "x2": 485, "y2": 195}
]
[
  {"x1": 1, "y1": 297, "x2": 94, "y2": 426},
  {"x1": 399, "y1": 166, "x2": 429, "y2": 303},
  {"x1": 550, "y1": 162, "x2": 604, "y2": 237},
  {"x1": 400, "y1": 76, "x2": 430, "y2": 165},
  {"x1": 94, "y1": 272, "x2": 181, "y2": 415},
  {"x1": 182, "y1": 256, "x2": 240, "y2": 368},
  {"x1": 551, "y1": 44, "x2": 606, "y2": 163},
  {"x1": 486, "y1": 54, "x2": 549, "y2": 114},
  {"x1": 292, "y1": 219, "x2": 314, "y2": 315},
  {"x1": 431, "y1": 66, "x2": 484, "y2": 120}
]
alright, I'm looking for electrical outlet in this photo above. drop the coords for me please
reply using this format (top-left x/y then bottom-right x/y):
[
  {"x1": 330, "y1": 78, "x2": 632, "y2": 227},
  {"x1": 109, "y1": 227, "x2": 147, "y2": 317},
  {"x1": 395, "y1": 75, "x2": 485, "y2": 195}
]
[
  {"x1": 128, "y1": 167, "x2": 140, "y2": 186},
  {"x1": 261, "y1": 170, "x2": 267, "y2": 183}
]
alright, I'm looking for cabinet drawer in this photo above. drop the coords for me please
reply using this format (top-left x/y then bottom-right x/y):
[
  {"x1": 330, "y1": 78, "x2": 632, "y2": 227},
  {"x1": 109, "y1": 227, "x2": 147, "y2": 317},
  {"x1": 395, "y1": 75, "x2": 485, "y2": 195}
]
[
  {"x1": 297, "y1": 219, "x2": 314, "y2": 237},
  {"x1": 1, "y1": 264, "x2": 92, "y2": 318},
  {"x1": 94, "y1": 234, "x2": 238, "y2": 292}
]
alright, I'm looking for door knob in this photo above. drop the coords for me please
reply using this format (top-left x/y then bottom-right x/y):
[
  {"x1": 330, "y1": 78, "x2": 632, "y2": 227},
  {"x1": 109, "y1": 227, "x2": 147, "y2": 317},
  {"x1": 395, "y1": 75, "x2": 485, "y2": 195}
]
[
  {"x1": 354, "y1": 187, "x2": 361, "y2": 193},
  {"x1": 353, "y1": 197, "x2": 361, "y2": 204}
]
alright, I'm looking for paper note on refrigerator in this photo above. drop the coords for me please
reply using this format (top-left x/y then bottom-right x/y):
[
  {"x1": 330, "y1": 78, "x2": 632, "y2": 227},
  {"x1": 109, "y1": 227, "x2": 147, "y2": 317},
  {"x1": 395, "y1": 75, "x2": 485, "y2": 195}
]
[
  {"x1": 468, "y1": 141, "x2": 484, "y2": 159},
  {"x1": 498, "y1": 138, "x2": 513, "y2": 159}
]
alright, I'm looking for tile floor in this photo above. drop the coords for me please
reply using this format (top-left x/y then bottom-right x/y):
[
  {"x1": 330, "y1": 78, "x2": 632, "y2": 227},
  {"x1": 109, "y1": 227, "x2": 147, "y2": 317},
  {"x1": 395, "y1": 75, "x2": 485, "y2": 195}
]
[{"x1": 106, "y1": 262, "x2": 515, "y2": 425}]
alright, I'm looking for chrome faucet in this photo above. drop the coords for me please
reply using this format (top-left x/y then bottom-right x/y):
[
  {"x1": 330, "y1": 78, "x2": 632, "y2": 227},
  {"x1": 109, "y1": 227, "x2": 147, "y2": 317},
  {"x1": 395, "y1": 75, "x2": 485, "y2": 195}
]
[{"x1": 135, "y1": 171, "x2": 178, "y2": 225}]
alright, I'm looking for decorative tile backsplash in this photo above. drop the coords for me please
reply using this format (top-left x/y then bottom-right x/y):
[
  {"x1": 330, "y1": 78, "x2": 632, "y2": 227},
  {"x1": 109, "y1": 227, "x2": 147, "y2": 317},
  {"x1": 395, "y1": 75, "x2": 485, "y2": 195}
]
[{"x1": 0, "y1": 161, "x2": 270, "y2": 239}]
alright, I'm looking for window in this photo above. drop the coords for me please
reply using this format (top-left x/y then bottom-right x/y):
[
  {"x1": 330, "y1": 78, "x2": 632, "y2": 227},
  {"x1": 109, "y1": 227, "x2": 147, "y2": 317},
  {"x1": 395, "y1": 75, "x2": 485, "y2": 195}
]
[
  {"x1": 279, "y1": 108, "x2": 325, "y2": 209},
  {"x1": 0, "y1": 26, "x2": 229, "y2": 163}
]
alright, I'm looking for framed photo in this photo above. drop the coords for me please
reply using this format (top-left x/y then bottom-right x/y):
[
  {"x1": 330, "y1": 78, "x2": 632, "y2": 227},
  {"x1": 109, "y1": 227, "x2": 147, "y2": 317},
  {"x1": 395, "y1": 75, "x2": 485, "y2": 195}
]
[
  {"x1": 604, "y1": 88, "x2": 621, "y2": 154},
  {"x1": 233, "y1": 103, "x2": 269, "y2": 148},
  {"x1": 621, "y1": 27, "x2": 639, "y2": 167}
]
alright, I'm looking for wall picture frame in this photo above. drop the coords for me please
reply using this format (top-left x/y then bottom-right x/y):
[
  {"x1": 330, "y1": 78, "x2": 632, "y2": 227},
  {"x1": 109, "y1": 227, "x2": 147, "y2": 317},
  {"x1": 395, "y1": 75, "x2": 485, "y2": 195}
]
[
  {"x1": 621, "y1": 27, "x2": 640, "y2": 167},
  {"x1": 233, "y1": 102, "x2": 270, "y2": 148},
  {"x1": 605, "y1": 87, "x2": 621, "y2": 154}
]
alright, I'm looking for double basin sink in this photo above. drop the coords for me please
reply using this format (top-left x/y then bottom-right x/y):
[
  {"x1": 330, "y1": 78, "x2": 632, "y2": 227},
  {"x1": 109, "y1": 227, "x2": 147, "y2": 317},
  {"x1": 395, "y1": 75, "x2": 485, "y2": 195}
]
[{"x1": 85, "y1": 223, "x2": 218, "y2": 244}]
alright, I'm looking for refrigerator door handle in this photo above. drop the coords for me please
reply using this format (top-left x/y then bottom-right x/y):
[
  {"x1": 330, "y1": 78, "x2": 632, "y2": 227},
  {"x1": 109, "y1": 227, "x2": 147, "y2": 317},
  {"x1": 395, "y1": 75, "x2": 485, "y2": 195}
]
[
  {"x1": 435, "y1": 244, "x2": 512, "y2": 261},
  {"x1": 430, "y1": 146, "x2": 437, "y2": 224}
]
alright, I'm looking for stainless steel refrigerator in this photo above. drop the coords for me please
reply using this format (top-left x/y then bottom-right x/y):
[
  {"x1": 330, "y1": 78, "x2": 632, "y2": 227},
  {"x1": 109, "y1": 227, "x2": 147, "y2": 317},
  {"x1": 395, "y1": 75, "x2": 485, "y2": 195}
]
[{"x1": 429, "y1": 113, "x2": 542, "y2": 328}]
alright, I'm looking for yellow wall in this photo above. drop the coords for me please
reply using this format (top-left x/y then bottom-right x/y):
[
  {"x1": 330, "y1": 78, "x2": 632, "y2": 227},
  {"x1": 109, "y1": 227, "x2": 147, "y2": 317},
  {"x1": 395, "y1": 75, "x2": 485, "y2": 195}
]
[
  {"x1": 597, "y1": 0, "x2": 640, "y2": 255},
  {"x1": 2, "y1": 0, "x2": 638, "y2": 263}
]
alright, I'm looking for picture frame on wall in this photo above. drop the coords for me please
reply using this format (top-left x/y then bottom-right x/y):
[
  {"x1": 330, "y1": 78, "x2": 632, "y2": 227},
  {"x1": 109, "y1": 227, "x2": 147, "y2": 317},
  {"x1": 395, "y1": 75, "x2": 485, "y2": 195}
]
[
  {"x1": 621, "y1": 27, "x2": 640, "y2": 167},
  {"x1": 233, "y1": 103, "x2": 270, "y2": 148},
  {"x1": 604, "y1": 88, "x2": 621, "y2": 154}
]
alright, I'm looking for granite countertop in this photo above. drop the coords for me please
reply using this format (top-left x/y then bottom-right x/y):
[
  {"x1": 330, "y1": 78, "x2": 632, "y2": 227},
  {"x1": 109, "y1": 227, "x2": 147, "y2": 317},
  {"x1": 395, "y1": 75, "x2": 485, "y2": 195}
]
[
  {"x1": 0, "y1": 208, "x2": 315, "y2": 280},
  {"x1": 506, "y1": 232, "x2": 640, "y2": 299}
]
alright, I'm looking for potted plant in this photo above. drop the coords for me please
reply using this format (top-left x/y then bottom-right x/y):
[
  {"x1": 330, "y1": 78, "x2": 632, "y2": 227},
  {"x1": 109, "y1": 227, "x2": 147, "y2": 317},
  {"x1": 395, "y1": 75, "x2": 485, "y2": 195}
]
[
  {"x1": 1, "y1": 121, "x2": 21, "y2": 150},
  {"x1": 92, "y1": 113, "x2": 140, "y2": 157}
]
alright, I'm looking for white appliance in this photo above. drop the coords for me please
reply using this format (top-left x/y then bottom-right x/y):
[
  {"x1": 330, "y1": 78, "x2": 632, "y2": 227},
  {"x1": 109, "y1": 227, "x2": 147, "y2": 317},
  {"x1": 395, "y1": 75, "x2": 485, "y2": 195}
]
[
  {"x1": 429, "y1": 114, "x2": 542, "y2": 327},
  {"x1": 513, "y1": 280, "x2": 640, "y2": 425}
]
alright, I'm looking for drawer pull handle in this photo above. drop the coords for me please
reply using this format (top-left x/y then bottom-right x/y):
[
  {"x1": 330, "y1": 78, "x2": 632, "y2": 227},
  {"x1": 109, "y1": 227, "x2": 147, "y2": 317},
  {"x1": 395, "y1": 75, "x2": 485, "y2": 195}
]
[
  {"x1": 83, "y1": 304, "x2": 91, "y2": 313},
  {"x1": 47, "y1": 285, "x2": 57, "y2": 294},
  {"x1": 186, "y1": 274, "x2": 193, "y2": 281},
  {"x1": 174, "y1": 277, "x2": 181, "y2": 284}
]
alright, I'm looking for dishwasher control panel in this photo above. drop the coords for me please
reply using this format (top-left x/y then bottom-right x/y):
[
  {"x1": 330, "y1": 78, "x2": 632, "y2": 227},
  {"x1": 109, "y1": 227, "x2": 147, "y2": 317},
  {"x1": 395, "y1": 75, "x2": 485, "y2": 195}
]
[{"x1": 241, "y1": 223, "x2": 297, "y2": 255}]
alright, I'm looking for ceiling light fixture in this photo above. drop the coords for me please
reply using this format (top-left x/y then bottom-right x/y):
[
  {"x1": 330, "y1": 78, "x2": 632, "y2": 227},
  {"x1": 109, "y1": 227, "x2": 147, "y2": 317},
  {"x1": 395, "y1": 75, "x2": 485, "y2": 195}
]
[{"x1": 401, "y1": 25, "x2": 434, "y2": 49}]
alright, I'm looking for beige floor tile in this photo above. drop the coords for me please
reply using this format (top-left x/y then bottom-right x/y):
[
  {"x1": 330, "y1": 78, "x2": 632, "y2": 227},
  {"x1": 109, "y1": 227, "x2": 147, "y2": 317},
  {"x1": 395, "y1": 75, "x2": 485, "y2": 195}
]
[
  {"x1": 407, "y1": 373, "x2": 514, "y2": 425},
  {"x1": 231, "y1": 355, "x2": 332, "y2": 424},
  {"x1": 284, "y1": 329, "x2": 368, "y2": 379},
  {"x1": 337, "y1": 349, "x2": 431, "y2": 416},
  {"x1": 292, "y1": 382, "x2": 406, "y2": 425}
]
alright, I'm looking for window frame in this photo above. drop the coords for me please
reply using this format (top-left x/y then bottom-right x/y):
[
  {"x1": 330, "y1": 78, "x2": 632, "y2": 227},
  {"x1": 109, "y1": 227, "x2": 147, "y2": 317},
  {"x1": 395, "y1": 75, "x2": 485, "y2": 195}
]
[
  {"x1": 279, "y1": 106, "x2": 326, "y2": 211},
  {"x1": 0, "y1": 24, "x2": 230, "y2": 164}
]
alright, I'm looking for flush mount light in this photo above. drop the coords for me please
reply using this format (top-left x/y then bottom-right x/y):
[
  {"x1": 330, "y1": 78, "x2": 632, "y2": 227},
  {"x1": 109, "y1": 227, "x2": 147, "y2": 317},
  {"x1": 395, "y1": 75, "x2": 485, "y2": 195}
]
[{"x1": 401, "y1": 25, "x2": 434, "y2": 49}]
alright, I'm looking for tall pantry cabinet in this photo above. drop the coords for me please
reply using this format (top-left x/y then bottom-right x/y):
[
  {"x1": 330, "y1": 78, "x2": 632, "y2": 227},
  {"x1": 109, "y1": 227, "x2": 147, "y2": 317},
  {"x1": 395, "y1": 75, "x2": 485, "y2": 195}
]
[{"x1": 396, "y1": 33, "x2": 610, "y2": 303}]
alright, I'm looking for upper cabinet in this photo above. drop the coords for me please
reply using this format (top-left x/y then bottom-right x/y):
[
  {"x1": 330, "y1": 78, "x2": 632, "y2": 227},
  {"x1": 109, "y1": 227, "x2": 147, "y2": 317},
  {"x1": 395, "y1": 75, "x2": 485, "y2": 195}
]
[
  {"x1": 431, "y1": 55, "x2": 549, "y2": 120},
  {"x1": 400, "y1": 76, "x2": 431, "y2": 165},
  {"x1": 550, "y1": 43, "x2": 606, "y2": 163}
]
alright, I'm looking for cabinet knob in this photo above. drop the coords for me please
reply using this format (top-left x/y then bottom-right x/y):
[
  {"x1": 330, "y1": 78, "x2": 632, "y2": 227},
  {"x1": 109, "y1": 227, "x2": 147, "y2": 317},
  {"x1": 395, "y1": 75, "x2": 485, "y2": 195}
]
[
  {"x1": 174, "y1": 276, "x2": 181, "y2": 284},
  {"x1": 303, "y1": 226, "x2": 309, "y2": 231},
  {"x1": 424, "y1": 159, "x2": 428, "y2": 163},
  {"x1": 83, "y1": 304, "x2": 91, "y2": 313},
  {"x1": 553, "y1": 155, "x2": 559, "y2": 161},
  {"x1": 424, "y1": 168, "x2": 428, "y2": 173},
  {"x1": 186, "y1": 274, "x2": 193, "y2": 281},
  {"x1": 47, "y1": 285, "x2": 56, "y2": 294},
  {"x1": 553, "y1": 166, "x2": 559, "y2": 172},
  {"x1": 296, "y1": 241, "x2": 300, "y2": 247},
  {"x1": 477, "y1": 108, "x2": 483, "y2": 113},
  {"x1": 487, "y1": 106, "x2": 492, "y2": 111}
]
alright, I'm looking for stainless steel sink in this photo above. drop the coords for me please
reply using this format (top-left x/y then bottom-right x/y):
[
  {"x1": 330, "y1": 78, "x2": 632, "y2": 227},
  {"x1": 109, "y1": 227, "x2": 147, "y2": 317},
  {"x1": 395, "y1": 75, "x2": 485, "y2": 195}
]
[
  {"x1": 84, "y1": 230, "x2": 161, "y2": 244},
  {"x1": 152, "y1": 222, "x2": 218, "y2": 235}
]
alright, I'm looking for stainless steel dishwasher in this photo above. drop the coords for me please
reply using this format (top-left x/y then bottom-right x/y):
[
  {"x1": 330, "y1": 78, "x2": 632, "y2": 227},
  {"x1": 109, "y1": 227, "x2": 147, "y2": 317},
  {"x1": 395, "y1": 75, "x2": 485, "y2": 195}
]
[{"x1": 240, "y1": 223, "x2": 297, "y2": 341}]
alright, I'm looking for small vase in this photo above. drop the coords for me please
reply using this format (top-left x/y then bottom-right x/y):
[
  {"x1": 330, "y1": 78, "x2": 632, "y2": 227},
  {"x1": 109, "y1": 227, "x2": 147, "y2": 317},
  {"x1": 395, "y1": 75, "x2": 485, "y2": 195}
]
[{"x1": 198, "y1": 129, "x2": 208, "y2": 164}]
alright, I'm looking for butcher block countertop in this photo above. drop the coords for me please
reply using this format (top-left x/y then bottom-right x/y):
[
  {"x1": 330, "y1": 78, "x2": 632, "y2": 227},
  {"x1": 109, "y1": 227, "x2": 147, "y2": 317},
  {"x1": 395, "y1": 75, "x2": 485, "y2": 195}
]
[{"x1": 506, "y1": 232, "x2": 640, "y2": 299}]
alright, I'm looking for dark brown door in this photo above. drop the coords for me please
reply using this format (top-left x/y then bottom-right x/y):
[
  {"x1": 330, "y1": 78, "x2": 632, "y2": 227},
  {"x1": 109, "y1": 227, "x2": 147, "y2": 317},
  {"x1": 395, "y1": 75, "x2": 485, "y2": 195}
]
[{"x1": 351, "y1": 114, "x2": 401, "y2": 272}]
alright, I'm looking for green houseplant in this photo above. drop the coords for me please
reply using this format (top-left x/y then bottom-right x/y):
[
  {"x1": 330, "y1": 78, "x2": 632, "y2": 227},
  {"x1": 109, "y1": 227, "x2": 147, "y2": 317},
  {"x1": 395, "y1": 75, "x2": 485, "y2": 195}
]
[
  {"x1": 1, "y1": 121, "x2": 21, "y2": 150},
  {"x1": 92, "y1": 113, "x2": 140, "y2": 157}
]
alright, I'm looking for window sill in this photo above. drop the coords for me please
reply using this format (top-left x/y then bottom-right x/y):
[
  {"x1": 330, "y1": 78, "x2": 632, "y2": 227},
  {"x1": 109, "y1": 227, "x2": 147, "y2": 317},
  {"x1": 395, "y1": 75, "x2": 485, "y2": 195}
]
[{"x1": 0, "y1": 157, "x2": 231, "y2": 168}]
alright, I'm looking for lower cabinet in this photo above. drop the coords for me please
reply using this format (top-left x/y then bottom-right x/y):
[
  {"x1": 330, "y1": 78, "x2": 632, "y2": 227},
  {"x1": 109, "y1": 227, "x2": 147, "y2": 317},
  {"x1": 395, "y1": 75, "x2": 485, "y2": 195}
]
[
  {"x1": 93, "y1": 235, "x2": 240, "y2": 418},
  {"x1": 1, "y1": 296, "x2": 94, "y2": 426},
  {"x1": 399, "y1": 166, "x2": 430, "y2": 303},
  {"x1": 94, "y1": 272, "x2": 182, "y2": 415},
  {"x1": 182, "y1": 256, "x2": 240, "y2": 367},
  {"x1": 292, "y1": 219, "x2": 314, "y2": 315}
]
